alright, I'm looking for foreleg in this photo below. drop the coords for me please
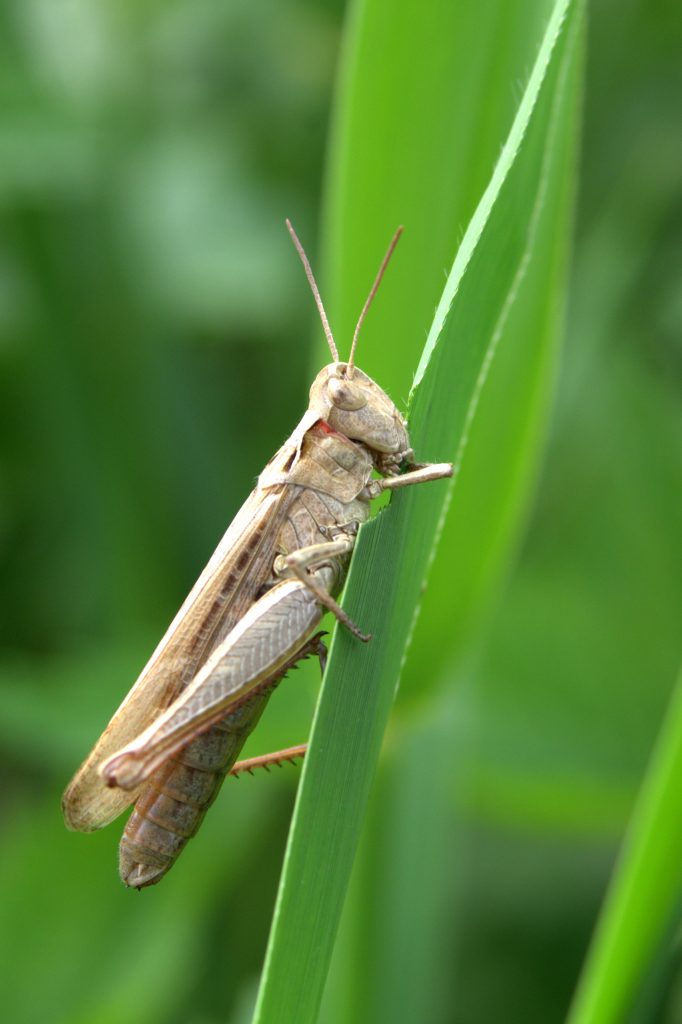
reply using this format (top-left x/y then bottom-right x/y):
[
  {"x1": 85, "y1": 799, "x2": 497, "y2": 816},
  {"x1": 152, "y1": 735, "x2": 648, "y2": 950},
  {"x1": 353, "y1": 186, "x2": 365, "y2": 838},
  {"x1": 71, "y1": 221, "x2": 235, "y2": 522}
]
[{"x1": 362, "y1": 462, "x2": 452, "y2": 499}]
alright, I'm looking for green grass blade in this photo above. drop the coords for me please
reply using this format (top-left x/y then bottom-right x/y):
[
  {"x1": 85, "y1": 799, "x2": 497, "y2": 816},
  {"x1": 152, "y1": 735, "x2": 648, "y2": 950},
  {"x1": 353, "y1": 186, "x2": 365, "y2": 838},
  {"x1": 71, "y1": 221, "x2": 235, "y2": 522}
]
[
  {"x1": 324, "y1": 5, "x2": 585, "y2": 1019},
  {"x1": 253, "y1": 2, "x2": 582, "y2": 1022},
  {"x1": 322, "y1": 0, "x2": 584, "y2": 707},
  {"x1": 568, "y1": 670, "x2": 682, "y2": 1024}
]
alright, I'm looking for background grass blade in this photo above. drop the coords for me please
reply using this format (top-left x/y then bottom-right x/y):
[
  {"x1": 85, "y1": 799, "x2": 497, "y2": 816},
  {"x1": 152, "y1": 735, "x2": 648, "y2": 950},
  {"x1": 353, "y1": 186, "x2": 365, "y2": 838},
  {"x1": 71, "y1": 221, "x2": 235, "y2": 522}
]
[
  {"x1": 253, "y1": 2, "x2": 584, "y2": 1021},
  {"x1": 568, "y1": 670, "x2": 682, "y2": 1024}
]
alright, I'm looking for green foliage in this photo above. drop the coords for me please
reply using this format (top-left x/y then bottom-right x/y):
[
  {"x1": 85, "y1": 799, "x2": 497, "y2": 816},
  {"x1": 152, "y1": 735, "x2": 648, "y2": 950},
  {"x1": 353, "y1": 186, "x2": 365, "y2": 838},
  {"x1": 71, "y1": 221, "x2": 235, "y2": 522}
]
[
  {"x1": 255, "y1": 2, "x2": 584, "y2": 1021},
  {"x1": 569, "y1": 673, "x2": 682, "y2": 1024},
  {"x1": 0, "y1": 0, "x2": 680, "y2": 1023}
]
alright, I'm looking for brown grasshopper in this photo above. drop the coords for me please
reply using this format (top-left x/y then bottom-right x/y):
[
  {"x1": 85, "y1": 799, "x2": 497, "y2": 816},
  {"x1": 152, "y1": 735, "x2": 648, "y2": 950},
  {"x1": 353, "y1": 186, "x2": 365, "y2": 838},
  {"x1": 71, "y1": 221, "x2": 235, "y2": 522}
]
[{"x1": 62, "y1": 221, "x2": 452, "y2": 888}]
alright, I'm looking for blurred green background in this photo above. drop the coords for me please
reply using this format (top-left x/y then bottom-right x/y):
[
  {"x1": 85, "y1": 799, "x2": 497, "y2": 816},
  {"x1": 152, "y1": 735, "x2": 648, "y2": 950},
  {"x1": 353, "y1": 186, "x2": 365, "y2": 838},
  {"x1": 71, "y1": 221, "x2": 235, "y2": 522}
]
[{"x1": 0, "y1": 1, "x2": 680, "y2": 1023}]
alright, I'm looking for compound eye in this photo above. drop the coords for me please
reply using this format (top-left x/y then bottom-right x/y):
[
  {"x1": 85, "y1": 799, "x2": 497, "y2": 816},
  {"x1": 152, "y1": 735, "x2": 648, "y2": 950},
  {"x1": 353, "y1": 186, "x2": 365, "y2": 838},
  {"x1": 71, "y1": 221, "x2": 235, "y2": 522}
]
[{"x1": 328, "y1": 377, "x2": 366, "y2": 410}]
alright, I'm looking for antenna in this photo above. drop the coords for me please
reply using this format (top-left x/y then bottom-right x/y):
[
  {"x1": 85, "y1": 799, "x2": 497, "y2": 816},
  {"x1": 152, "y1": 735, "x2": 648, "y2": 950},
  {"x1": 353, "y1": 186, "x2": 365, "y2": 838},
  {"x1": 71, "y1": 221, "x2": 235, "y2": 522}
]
[
  {"x1": 286, "y1": 219, "x2": 339, "y2": 362},
  {"x1": 347, "y1": 225, "x2": 403, "y2": 375}
]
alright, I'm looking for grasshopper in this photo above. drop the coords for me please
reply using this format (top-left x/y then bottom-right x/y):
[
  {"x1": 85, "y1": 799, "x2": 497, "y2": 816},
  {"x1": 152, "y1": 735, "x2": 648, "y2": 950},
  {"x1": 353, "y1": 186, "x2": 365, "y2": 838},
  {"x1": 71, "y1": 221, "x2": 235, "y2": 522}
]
[{"x1": 62, "y1": 221, "x2": 452, "y2": 888}]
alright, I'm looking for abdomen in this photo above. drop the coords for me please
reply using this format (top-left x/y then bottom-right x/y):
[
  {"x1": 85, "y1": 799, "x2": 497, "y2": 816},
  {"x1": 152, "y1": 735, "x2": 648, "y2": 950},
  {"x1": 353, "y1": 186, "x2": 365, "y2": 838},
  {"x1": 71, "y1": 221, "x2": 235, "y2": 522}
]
[{"x1": 118, "y1": 690, "x2": 272, "y2": 888}]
